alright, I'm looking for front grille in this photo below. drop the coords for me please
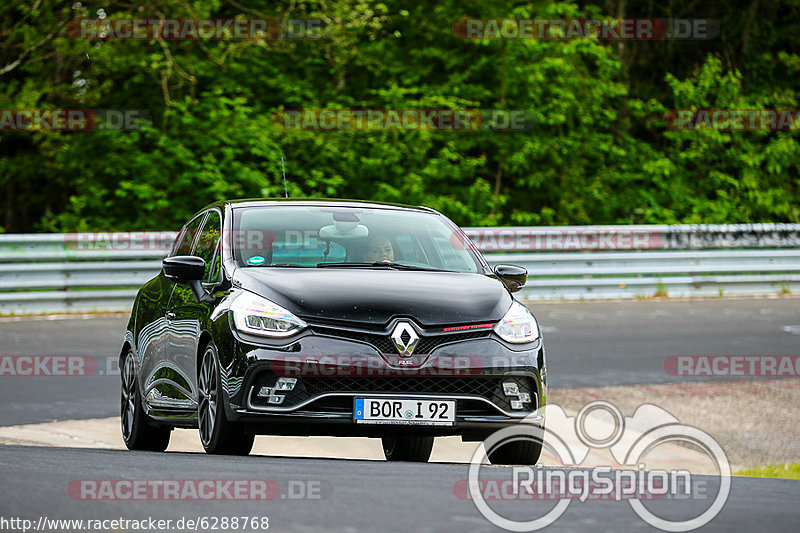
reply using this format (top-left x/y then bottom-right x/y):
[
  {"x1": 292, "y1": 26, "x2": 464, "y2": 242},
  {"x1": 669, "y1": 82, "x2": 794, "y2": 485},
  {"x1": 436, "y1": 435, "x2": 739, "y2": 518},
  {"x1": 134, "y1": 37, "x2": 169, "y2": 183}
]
[
  {"x1": 309, "y1": 325, "x2": 491, "y2": 355},
  {"x1": 251, "y1": 375, "x2": 538, "y2": 415},
  {"x1": 303, "y1": 375, "x2": 497, "y2": 397}
]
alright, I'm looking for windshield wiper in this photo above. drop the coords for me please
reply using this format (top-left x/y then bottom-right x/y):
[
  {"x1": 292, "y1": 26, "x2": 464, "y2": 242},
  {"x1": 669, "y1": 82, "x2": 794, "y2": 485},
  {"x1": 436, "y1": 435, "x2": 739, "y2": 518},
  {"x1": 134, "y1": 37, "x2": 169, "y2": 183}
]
[
  {"x1": 316, "y1": 261, "x2": 451, "y2": 272},
  {"x1": 381, "y1": 262, "x2": 452, "y2": 272},
  {"x1": 316, "y1": 262, "x2": 396, "y2": 269},
  {"x1": 258, "y1": 263, "x2": 308, "y2": 268}
]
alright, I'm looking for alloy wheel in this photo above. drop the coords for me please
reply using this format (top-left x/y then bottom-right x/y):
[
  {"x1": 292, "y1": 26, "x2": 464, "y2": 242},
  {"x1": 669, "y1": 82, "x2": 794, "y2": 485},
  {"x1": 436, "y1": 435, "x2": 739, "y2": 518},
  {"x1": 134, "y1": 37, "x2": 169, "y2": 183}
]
[
  {"x1": 198, "y1": 347, "x2": 218, "y2": 446},
  {"x1": 120, "y1": 354, "x2": 137, "y2": 440}
]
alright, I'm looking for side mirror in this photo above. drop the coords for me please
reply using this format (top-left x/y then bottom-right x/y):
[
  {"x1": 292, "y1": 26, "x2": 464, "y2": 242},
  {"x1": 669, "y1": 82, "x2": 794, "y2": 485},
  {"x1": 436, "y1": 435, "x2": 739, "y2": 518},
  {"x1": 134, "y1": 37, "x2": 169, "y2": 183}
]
[
  {"x1": 493, "y1": 264, "x2": 527, "y2": 293},
  {"x1": 163, "y1": 255, "x2": 205, "y2": 282},
  {"x1": 162, "y1": 256, "x2": 213, "y2": 302}
]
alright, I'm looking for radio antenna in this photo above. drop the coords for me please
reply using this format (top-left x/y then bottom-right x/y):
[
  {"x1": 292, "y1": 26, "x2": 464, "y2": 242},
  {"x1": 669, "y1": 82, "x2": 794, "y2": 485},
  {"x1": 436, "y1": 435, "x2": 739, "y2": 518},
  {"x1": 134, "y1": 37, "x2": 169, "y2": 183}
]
[{"x1": 281, "y1": 157, "x2": 289, "y2": 198}]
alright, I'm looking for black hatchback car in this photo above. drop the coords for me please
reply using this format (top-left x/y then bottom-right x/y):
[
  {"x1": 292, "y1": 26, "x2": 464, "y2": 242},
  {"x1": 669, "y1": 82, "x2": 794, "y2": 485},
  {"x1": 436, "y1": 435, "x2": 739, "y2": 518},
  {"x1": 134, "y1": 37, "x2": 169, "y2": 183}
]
[{"x1": 120, "y1": 199, "x2": 546, "y2": 463}]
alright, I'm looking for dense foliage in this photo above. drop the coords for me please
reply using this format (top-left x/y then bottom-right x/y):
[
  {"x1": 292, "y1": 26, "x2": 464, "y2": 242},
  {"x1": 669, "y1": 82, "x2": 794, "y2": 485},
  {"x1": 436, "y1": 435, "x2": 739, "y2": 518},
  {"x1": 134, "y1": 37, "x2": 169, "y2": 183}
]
[{"x1": 1, "y1": 0, "x2": 798, "y2": 232}]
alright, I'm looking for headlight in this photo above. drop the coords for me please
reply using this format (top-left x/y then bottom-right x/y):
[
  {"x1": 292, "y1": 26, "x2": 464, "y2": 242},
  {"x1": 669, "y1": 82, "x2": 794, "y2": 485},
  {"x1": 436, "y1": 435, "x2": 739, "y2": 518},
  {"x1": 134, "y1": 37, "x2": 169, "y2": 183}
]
[
  {"x1": 230, "y1": 291, "x2": 307, "y2": 338},
  {"x1": 494, "y1": 300, "x2": 540, "y2": 343}
]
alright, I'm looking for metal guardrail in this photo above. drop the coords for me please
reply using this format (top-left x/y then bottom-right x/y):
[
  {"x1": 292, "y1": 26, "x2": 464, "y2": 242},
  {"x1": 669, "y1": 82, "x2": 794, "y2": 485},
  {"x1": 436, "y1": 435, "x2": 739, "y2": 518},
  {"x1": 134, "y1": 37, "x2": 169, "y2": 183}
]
[
  {"x1": 464, "y1": 223, "x2": 800, "y2": 251},
  {"x1": 508, "y1": 249, "x2": 800, "y2": 300},
  {"x1": 1, "y1": 225, "x2": 799, "y2": 313}
]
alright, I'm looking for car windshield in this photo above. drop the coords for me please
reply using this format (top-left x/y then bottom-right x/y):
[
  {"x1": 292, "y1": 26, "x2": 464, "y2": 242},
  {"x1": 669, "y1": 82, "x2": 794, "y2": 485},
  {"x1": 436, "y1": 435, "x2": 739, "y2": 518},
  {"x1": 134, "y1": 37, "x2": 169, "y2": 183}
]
[{"x1": 231, "y1": 205, "x2": 482, "y2": 273}]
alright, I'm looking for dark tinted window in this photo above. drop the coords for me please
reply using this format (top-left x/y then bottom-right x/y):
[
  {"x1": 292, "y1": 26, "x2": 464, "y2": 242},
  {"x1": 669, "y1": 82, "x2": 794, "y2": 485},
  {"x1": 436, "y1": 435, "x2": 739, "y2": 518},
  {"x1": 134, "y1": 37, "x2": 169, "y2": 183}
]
[
  {"x1": 194, "y1": 210, "x2": 222, "y2": 282},
  {"x1": 173, "y1": 214, "x2": 205, "y2": 256},
  {"x1": 232, "y1": 206, "x2": 481, "y2": 273}
]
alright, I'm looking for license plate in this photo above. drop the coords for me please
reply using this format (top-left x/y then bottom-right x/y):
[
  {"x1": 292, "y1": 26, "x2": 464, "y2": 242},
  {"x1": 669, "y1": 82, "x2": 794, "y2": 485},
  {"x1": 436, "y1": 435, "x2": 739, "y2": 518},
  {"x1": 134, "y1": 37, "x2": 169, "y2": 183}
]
[{"x1": 354, "y1": 398, "x2": 456, "y2": 426}]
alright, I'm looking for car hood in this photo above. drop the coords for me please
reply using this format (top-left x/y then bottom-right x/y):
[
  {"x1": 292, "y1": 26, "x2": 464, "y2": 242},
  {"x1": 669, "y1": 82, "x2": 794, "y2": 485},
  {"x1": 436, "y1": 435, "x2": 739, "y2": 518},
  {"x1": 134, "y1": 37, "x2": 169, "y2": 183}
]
[{"x1": 232, "y1": 268, "x2": 512, "y2": 326}]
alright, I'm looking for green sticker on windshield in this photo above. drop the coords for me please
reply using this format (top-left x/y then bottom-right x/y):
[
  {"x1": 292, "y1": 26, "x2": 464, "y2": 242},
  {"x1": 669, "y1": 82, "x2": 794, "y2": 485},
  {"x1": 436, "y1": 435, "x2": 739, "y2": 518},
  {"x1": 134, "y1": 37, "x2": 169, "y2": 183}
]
[{"x1": 247, "y1": 255, "x2": 266, "y2": 265}]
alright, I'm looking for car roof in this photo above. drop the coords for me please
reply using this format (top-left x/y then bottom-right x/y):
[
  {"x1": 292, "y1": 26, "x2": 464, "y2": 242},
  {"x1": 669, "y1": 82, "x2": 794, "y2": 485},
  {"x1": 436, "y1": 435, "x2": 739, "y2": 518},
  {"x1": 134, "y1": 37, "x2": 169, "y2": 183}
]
[{"x1": 201, "y1": 198, "x2": 438, "y2": 214}]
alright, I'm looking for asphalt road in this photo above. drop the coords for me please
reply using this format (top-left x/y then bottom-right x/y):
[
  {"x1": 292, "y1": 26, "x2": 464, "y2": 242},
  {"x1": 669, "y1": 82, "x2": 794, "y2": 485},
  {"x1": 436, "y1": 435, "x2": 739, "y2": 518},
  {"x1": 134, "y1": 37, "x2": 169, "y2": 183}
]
[
  {"x1": 1, "y1": 298, "x2": 799, "y2": 426},
  {"x1": 0, "y1": 299, "x2": 798, "y2": 532},
  {"x1": 0, "y1": 445, "x2": 797, "y2": 532}
]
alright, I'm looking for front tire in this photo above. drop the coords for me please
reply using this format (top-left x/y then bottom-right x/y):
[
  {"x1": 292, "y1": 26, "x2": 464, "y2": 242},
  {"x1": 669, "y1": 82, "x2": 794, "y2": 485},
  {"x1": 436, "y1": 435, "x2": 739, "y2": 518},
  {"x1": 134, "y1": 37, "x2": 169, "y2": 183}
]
[
  {"x1": 487, "y1": 437, "x2": 543, "y2": 465},
  {"x1": 198, "y1": 342, "x2": 254, "y2": 455},
  {"x1": 121, "y1": 350, "x2": 171, "y2": 451},
  {"x1": 382, "y1": 436, "x2": 434, "y2": 462}
]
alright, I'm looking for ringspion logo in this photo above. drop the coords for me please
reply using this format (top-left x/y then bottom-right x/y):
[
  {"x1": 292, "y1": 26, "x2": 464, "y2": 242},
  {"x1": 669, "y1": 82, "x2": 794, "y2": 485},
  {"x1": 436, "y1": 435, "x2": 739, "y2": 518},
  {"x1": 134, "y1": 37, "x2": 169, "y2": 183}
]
[{"x1": 465, "y1": 401, "x2": 730, "y2": 531}]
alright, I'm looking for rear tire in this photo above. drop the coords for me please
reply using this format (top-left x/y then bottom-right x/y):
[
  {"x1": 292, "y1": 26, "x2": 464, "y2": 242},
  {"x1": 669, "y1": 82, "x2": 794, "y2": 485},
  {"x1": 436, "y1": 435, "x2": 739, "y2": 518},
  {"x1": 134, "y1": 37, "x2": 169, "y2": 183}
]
[
  {"x1": 121, "y1": 350, "x2": 171, "y2": 451},
  {"x1": 487, "y1": 437, "x2": 543, "y2": 465},
  {"x1": 198, "y1": 342, "x2": 254, "y2": 455},
  {"x1": 382, "y1": 436, "x2": 434, "y2": 462}
]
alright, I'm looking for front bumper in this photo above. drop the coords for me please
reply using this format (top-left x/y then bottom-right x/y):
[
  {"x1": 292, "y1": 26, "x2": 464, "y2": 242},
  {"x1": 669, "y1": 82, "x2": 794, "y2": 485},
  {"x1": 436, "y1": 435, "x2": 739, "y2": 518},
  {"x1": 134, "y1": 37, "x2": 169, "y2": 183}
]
[{"x1": 221, "y1": 324, "x2": 547, "y2": 439}]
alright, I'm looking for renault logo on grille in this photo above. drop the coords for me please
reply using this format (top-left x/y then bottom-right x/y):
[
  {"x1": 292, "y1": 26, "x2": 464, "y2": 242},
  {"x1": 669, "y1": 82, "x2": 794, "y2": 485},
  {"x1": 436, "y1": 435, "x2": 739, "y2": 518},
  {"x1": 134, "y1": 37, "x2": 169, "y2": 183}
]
[{"x1": 391, "y1": 322, "x2": 419, "y2": 357}]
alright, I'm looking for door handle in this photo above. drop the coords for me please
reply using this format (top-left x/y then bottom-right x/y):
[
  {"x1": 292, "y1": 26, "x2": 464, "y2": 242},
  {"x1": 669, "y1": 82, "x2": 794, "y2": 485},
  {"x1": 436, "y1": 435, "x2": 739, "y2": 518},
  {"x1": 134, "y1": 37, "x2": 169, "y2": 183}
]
[{"x1": 166, "y1": 311, "x2": 176, "y2": 321}]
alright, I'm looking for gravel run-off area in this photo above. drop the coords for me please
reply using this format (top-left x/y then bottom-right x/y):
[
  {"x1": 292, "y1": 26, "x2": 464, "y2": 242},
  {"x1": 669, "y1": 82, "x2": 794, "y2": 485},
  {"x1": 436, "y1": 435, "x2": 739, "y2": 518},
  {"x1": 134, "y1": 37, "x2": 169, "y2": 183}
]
[{"x1": 549, "y1": 378, "x2": 800, "y2": 470}]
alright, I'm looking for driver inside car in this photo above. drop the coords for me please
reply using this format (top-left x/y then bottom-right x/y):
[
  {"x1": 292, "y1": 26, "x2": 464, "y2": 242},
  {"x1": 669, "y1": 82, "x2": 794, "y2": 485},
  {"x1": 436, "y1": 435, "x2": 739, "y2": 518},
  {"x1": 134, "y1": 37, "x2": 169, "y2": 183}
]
[{"x1": 365, "y1": 236, "x2": 394, "y2": 263}]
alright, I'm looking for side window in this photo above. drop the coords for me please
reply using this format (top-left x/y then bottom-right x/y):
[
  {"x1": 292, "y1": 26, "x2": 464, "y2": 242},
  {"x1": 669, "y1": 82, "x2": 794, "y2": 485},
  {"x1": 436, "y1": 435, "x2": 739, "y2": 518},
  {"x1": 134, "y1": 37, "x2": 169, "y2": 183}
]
[
  {"x1": 194, "y1": 211, "x2": 222, "y2": 282},
  {"x1": 169, "y1": 229, "x2": 184, "y2": 256},
  {"x1": 173, "y1": 214, "x2": 205, "y2": 256}
]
